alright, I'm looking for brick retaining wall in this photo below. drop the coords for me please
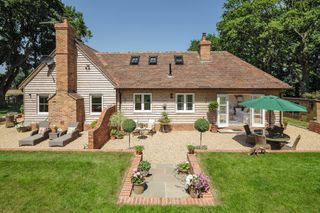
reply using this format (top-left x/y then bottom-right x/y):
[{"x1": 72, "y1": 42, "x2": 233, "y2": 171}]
[{"x1": 88, "y1": 105, "x2": 116, "y2": 149}]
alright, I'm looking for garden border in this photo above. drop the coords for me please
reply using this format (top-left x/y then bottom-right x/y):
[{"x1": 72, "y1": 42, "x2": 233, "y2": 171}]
[{"x1": 117, "y1": 153, "x2": 215, "y2": 206}]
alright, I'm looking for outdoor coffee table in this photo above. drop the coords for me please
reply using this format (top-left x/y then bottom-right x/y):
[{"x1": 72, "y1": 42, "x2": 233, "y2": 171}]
[{"x1": 266, "y1": 133, "x2": 290, "y2": 149}]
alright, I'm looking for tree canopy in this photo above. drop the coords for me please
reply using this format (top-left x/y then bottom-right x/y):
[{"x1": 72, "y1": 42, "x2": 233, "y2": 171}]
[
  {"x1": 0, "y1": 0, "x2": 92, "y2": 107},
  {"x1": 189, "y1": 0, "x2": 320, "y2": 96}
]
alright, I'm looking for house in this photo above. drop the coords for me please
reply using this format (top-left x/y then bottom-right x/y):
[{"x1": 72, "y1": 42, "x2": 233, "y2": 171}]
[{"x1": 19, "y1": 18, "x2": 290, "y2": 131}]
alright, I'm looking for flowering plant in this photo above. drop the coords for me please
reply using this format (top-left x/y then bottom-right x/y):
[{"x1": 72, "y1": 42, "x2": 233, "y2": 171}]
[
  {"x1": 185, "y1": 173, "x2": 210, "y2": 197},
  {"x1": 131, "y1": 169, "x2": 145, "y2": 185}
]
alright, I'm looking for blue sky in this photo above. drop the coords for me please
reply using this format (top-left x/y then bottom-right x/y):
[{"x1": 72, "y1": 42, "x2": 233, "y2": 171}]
[
  {"x1": 62, "y1": 0, "x2": 226, "y2": 52},
  {"x1": 0, "y1": 0, "x2": 225, "y2": 73}
]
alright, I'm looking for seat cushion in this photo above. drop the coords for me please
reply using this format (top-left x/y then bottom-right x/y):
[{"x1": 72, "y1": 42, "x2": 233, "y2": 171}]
[
  {"x1": 21, "y1": 134, "x2": 43, "y2": 142},
  {"x1": 38, "y1": 127, "x2": 47, "y2": 134},
  {"x1": 67, "y1": 127, "x2": 76, "y2": 134}
]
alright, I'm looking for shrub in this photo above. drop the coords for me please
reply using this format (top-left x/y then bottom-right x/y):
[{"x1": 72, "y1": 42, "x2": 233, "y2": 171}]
[
  {"x1": 138, "y1": 160, "x2": 151, "y2": 172},
  {"x1": 90, "y1": 120, "x2": 98, "y2": 129},
  {"x1": 19, "y1": 104, "x2": 24, "y2": 113},
  {"x1": 194, "y1": 118, "x2": 209, "y2": 148},
  {"x1": 208, "y1": 101, "x2": 219, "y2": 111},
  {"x1": 122, "y1": 119, "x2": 136, "y2": 133},
  {"x1": 158, "y1": 112, "x2": 171, "y2": 123},
  {"x1": 109, "y1": 112, "x2": 126, "y2": 130},
  {"x1": 135, "y1": 145, "x2": 144, "y2": 154},
  {"x1": 176, "y1": 161, "x2": 190, "y2": 173},
  {"x1": 194, "y1": 118, "x2": 210, "y2": 133},
  {"x1": 302, "y1": 91, "x2": 320, "y2": 100},
  {"x1": 187, "y1": 144, "x2": 195, "y2": 153}
]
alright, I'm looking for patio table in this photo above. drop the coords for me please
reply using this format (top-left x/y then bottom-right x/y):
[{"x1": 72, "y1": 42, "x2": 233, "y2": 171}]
[{"x1": 265, "y1": 133, "x2": 290, "y2": 149}]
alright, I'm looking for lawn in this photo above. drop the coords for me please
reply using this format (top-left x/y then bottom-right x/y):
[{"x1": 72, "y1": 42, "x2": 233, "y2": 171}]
[
  {"x1": 284, "y1": 116, "x2": 309, "y2": 129},
  {"x1": 1, "y1": 152, "x2": 320, "y2": 212},
  {"x1": 0, "y1": 104, "x2": 22, "y2": 117}
]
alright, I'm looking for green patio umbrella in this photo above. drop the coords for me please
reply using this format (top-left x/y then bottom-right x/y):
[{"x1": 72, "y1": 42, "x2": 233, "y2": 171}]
[{"x1": 239, "y1": 95, "x2": 307, "y2": 124}]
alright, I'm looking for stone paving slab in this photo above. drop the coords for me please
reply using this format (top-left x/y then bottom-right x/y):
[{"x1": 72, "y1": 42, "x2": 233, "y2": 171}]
[{"x1": 131, "y1": 164, "x2": 189, "y2": 198}]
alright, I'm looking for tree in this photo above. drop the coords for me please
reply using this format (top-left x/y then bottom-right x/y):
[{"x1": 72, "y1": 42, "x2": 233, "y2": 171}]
[
  {"x1": 194, "y1": 118, "x2": 209, "y2": 149},
  {"x1": 215, "y1": 0, "x2": 320, "y2": 96},
  {"x1": 0, "y1": 0, "x2": 92, "y2": 107},
  {"x1": 188, "y1": 33, "x2": 221, "y2": 51},
  {"x1": 122, "y1": 119, "x2": 136, "y2": 148}
]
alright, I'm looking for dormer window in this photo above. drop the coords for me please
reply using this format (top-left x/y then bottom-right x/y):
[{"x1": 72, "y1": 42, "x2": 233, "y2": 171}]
[
  {"x1": 130, "y1": 56, "x2": 140, "y2": 65},
  {"x1": 149, "y1": 56, "x2": 158, "y2": 65},
  {"x1": 174, "y1": 55, "x2": 184, "y2": 65}
]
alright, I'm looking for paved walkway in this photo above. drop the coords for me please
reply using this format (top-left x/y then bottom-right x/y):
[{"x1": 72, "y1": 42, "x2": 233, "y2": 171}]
[{"x1": 131, "y1": 164, "x2": 189, "y2": 198}]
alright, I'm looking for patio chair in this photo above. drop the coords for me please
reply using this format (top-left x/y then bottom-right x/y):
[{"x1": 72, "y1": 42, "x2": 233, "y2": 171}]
[
  {"x1": 19, "y1": 121, "x2": 50, "y2": 146},
  {"x1": 282, "y1": 135, "x2": 301, "y2": 150},
  {"x1": 146, "y1": 119, "x2": 156, "y2": 136},
  {"x1": 49, "y1": 122, "x2": 79, "y2": 147},
  {"x1": 243, "y1": 124, "x2": 255, "y2": 145},
  {"x1": 254, "y1": 134, "x2": 271, "y2": 150}
]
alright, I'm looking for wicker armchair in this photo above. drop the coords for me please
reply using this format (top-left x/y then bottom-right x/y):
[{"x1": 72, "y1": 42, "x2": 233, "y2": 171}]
[{"x1": 254, "y1": 134, "x2": 271, "y2": 150}]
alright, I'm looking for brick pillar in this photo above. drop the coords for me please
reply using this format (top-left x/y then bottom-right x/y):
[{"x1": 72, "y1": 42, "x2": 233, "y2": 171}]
[
  {"x1": 48, "y1": 17, "x2": 84, "y2": 130},
  {"x1": 199, "y1": 33, "x2": 211, "y2": 61}
]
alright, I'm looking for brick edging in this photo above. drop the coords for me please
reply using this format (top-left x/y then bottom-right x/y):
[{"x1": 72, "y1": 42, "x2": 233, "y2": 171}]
[
  {"x1": 117, "y1": 153, "x2": 215, "y2": 206},
  {"x1": 195, "y1": 149, "x2": 320, "y2": 153}
]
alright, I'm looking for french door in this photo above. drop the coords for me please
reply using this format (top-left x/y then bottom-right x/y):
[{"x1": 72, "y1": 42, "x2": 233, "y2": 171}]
[
  {"x1": 251, "y1": 95, "x2": 265, "y2": 127},
  {"x1": 217, "y1": 95, "x2": 229, "y2": 127}
]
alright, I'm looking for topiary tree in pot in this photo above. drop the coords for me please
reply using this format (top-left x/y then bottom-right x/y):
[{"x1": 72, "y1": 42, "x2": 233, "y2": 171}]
[
  {"x1": 194, "y1": 118, "x2": 209, "y2": 149},
  {"x1": 208, "y1": 101, "x2": 219, "y2": 133},
  {"x1": 122, "y1": 119, "x2": 136, "y2": 148}
]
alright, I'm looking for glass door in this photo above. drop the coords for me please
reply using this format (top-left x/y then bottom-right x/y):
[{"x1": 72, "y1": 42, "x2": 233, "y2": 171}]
[
  {"x1": 251, "y1": 95, "x2": 265, "y2": 127},
  {"x1": 217, "y1": 95, "x2": 229, "y2": 127}
]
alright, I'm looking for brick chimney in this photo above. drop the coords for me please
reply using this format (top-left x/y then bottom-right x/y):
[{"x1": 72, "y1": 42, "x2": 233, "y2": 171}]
[
  {"x1": 48, "y1": 17, "x2": 84, "y2": 130},
  {"x1": 55, "y1": 17, "x2": 77, "y2": 93},
  {"x1": 199, "y1": 33, "x2": 211, "y2": 61}
]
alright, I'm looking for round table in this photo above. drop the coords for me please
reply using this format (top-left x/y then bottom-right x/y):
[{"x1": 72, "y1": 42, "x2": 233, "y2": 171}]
[{"x1": 266, "y1": 133, "x2": 290, "y2": 149}]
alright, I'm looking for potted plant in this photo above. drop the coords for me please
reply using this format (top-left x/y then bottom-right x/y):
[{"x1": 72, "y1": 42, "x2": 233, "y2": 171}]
[
  {"x1": 15, "y1": 122, "x2": 30, "y2": 132},
  {"x1": 116, "y1": 130, "x2": 125, "y2": 139},
  {"x1": 187, "y1": 144, "x2": 195, "y2": 154},
  {"x1": 194, "y1": 118, "x2": 209, "y2": 150},
  {"x1": 208, "y1": 101, "x2": 219, "y2": 133},
  {"x1": 138, "y1": 160, "x2": 151, "y2": 177},
  {"x1": 135, "y1": 145, "x2": 144, "y2": 155},
  {"x1": 185, "y1": 173, "x2": 210, "y2": 198},
  {"x1": 176, "y1": 161, "x2": 190, "y2": 174},
  {"x1": 158, "y1": 112, "x2": 171, "y2": 133},
  {"x1": 283, "y1": 120, "x2": 288, "y2": 130},
  {"x1": 109, "y1": 112, "x2": 126, "y2": 139},
  {"x1": 131, "y1": 169, "x2": 146, "y2": 194},
  {"x1": 122, "y1": 119, "x2": 136, "y2": 148},
  {"x1": 110, "y1": 129, "x2": 117, "y2": 140}
]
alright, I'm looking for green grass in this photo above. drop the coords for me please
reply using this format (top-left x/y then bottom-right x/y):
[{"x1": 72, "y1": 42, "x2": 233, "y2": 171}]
[
  {"x1": 0, "y1": 104, "x2": 22, "y2": 117},
  {"x1": 199, "y1": 152, "x2": 320, "y2": 213},
  {"x1": 1, "y1": 152, "x2": 320, "y2": 212},
  {"x1": 284, "y1": 116, "x2": 309, "y2": 129}
]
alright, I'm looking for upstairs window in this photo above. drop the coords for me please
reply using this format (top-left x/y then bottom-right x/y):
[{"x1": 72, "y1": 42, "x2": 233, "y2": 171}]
[
  {"x1": 174, "y1": 55, "x2": 184, "y2": 65},
  {"x1": 90, "y1": 95, "x2": 103, "y2": 115},
  {"x1": 38, "y1": 95, "x2": 49, "y2": 114},
  {"x1": 149, "y1": 56, "x2": 158, "y2": 65},
  {"x1": 134, "y1": 93, "x2": 152, "y2": 112},
  {"x1": 130, "y1": 56, "x2": 140, "y2": 65}
]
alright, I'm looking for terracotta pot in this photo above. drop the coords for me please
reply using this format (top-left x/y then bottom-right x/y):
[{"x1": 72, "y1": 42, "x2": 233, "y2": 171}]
[
  {"x1": 210, "y1": 124, "x2": 218, "y2": 133},
  {"x1": 133, "y1": 182, "x2": 145, "y2": 194},
  {"x1": 51, "y1": 128, "x2": 57, "y2": 133},
  {"x1": 136, "y1": 151, "x2": 143, "y2": 155},
  {"x1": 111, "y1": 136, "x2": 116, "y2": 140},
  {"x1": 188, "y1": 149, "x2": 195, "y2": 154},
  {"x1": 189, "y1": 188, "x2": 199, "y2": 198}
]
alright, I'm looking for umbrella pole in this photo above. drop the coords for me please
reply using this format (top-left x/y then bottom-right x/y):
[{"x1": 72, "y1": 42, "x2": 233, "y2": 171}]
[{"x1": 269, "y1": 110, "x2": 272, "y2": 126}]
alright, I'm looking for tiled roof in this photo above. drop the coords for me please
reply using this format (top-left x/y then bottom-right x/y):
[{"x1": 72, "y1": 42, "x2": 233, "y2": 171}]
[{"x1": 87, "y1": 49, "x2": 290, "y2": 89}]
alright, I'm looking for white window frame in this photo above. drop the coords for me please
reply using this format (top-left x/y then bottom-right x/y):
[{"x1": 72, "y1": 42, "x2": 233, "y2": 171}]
[
  {"x1": 251, "y1": 94, "x2": 266, "y2": 127},
  {"x1": 175, "y1": 93, "x2": 195, "y2": 113},
  {"x1": 133, "y1": 93, "x2": 152, "y2": 112},
  {"x1": 90, "y1": 94, "x2": 103, "y2": 115},
  {"x1": 37, "y1": 94, "x2": 49, "y2": 115}
]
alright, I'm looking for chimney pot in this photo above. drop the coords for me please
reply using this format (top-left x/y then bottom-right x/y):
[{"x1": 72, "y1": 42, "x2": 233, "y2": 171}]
[{"x1": 199, "y1": 32, "x2": 211, "y2": 61}]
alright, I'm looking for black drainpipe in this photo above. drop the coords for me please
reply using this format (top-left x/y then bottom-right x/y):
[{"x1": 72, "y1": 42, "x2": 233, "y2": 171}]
[{"x1": 169, "y1": 63, "x2": 172, "y2": 76}]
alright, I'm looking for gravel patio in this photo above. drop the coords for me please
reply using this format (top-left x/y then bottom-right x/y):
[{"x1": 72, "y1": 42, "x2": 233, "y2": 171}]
[{"x1": 1, "y1": 124, "x2": 320, "y2": 164}]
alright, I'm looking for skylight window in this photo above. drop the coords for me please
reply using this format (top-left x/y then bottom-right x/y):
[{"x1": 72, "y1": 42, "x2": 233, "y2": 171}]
[
  {"x1": 130, "y1": 56, "x2": 140, "y2": 65},
  {"x1": 149, "y1": 56, "x2": 158, "y2": 65},
  {"x1": 174, "y1": 55, "x2": 184, "y2": 65}
]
